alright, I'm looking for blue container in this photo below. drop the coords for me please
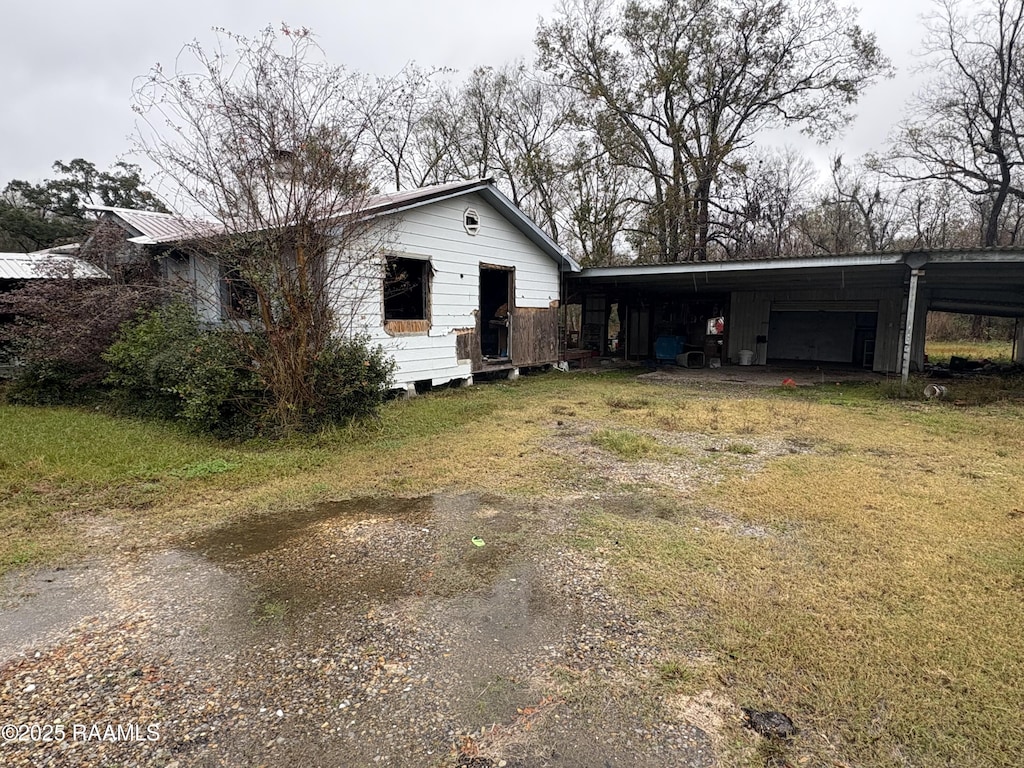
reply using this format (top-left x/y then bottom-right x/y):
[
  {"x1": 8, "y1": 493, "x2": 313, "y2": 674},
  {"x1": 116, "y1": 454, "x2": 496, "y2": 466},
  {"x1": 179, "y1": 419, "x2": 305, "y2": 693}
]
[{"x1": 654, "y1": 335, "x2": 686, "y2": 362}]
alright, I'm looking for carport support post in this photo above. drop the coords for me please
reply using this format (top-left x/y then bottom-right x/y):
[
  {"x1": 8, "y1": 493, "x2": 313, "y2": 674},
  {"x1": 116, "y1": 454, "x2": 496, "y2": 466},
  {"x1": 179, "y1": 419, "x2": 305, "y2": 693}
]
[{"x1": 901, "y1": 267, "x2": 924, "y2": 387}]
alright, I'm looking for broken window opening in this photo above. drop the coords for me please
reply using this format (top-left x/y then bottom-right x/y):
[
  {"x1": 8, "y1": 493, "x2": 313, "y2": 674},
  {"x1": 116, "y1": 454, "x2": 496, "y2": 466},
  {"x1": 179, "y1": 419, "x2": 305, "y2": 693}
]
[
  {"x1": 220, "y1": 265, "x2": 259, "y2": 320},
  {"x1": 384, "y1": 255, "x2": 431, "y2": 331}
]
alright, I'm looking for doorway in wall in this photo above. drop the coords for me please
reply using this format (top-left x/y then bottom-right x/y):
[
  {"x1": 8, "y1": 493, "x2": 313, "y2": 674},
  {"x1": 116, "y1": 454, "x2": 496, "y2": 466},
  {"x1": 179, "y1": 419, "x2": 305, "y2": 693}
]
[{"x1": 480, "y1": 266, "x2": 513, "y2": 360}]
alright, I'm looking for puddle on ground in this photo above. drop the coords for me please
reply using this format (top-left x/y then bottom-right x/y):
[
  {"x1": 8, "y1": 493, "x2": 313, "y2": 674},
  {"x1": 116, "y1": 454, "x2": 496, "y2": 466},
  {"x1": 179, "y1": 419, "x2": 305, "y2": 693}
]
[
  {"x1": 0, "y1": 563, "x2": 109, "y2": 660},
  {"x1": 0, "y1": 494, "x2": 544, "y2": 661},
  {"x1": 195, "y1": 495, "x2": 435, "y2": 561},
  {"x1": 189, "y1": 493, "x2": 537, "y2": 626}
]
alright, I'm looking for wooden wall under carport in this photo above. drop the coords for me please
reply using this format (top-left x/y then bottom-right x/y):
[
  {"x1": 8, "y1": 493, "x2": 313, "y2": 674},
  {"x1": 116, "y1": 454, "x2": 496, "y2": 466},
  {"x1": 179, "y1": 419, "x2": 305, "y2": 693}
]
[{"x1": 728, "y1": 287, "x2": 911, "y2": 373}]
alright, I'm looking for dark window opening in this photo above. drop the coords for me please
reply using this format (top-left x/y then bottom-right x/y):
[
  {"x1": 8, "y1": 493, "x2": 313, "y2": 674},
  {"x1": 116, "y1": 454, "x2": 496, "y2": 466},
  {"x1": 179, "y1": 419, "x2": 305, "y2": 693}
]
[
  {"x1": 384, "y1": 256, "x2": 430, "y2": 322},
  {"x1": 221, "y1": 265, "x2": 258, "y2": 320}
]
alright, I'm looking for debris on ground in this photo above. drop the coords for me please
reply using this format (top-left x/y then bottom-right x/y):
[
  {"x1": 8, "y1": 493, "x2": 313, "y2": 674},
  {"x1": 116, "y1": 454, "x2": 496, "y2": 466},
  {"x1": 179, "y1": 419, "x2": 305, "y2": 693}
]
[
  {"x1": 927, "y1": 357, "x2": 1023, "y2": 378},
  {"x1": 741, "y1": 708, "x2": 797, "y2": 739}
]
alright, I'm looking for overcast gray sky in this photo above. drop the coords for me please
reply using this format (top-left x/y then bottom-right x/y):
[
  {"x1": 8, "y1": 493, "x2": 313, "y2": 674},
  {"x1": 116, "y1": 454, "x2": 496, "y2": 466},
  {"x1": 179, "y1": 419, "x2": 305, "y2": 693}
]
[{"x1": 1, "y1": 0, "x2": 935, "y2": 186}]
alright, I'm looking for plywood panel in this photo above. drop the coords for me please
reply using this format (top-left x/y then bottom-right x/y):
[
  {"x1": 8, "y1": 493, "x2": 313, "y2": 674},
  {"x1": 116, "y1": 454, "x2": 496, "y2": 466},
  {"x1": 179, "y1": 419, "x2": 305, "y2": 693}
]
[{"x1": 510, "y1": 307, "x2": 559, "y2": 367}]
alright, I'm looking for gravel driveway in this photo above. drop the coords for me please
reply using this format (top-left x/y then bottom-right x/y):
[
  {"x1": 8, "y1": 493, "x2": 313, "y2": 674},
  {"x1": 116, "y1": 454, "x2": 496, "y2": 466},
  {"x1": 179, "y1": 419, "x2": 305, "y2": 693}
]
[{"x1": 1, "y1": 494, "x2": 718, "y2": 767}]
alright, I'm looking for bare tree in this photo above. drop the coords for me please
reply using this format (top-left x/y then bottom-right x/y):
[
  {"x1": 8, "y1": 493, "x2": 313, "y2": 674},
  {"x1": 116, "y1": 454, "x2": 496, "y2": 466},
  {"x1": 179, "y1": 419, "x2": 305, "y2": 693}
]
[
  {"x1": 537, "y1": 0, "x2": 891, "y2": 262},
  {"x1": 132, "y1": 25, "x2": 389, "y2": 431},
  {"x1": 795, "y1": 156, "x2": 910, "y2": 252},
  {"x1": 718, "y1": 147, "x2": 817, "y2": 258},
  {"x1": 562, "y1": 136, "x2": 642, "y2": 265},
  {"x1": 883, "y1": 0, "x2": 1024, "y2": 246},
  {"x1": 358, "y1": 64, "x2": 457, "y2": 191}
]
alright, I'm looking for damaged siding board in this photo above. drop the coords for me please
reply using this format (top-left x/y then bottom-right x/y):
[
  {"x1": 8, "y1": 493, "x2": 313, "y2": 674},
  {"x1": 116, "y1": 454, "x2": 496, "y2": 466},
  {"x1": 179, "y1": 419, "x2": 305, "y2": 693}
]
[
  {"x1": 384, "y1": 319, "x2": 431, "y2": 335},
  {"x1": 455, "y1": 327, "x2": 480, "y2": 369}
]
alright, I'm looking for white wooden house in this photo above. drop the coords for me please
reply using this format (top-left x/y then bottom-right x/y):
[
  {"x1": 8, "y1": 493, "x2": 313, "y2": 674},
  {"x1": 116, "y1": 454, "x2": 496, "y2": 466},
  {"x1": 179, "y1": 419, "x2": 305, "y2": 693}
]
[{"x1": 89, "y1": 179, "x2": 581, "y2": 393}]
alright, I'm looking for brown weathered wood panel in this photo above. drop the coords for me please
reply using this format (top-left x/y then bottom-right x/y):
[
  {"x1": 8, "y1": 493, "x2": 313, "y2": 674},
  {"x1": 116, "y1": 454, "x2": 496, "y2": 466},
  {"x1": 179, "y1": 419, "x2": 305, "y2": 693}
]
[
  {"x1": 464, "y1": 310, "x2": 483, "y2": 371},
  {"x1": 510, "y1": 307, "x2": 559, "y2": 367},
  {"x1": 384, "y1": 319, "x2": 430, "y2": 335},
  {"x1": 455, "y1": 326, "x2": 480, "y2": 370}
]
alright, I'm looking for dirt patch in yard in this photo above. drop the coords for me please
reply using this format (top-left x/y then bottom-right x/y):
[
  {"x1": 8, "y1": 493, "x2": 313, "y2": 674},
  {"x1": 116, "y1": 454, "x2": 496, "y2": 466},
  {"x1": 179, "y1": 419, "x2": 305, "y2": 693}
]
[
  {"x1": 547, "y1": 419, "x2": 810, "y2": 495},
  {"x1": 1, "y1": 494, "x2": 715, "y2": 768}
]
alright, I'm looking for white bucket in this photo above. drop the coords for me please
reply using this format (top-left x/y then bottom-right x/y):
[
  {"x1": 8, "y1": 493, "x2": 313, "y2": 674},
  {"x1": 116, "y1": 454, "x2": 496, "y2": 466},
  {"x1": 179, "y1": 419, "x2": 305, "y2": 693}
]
[{"x1": 738, "y1": 349, "x2": 754, "y2": 366}]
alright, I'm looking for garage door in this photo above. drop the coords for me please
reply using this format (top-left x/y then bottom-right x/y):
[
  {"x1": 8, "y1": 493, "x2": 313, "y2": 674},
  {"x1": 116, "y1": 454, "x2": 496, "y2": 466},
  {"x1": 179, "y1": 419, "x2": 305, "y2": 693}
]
[{"x1": 768, "y1": 310, "x2": 877, "y2": 365}]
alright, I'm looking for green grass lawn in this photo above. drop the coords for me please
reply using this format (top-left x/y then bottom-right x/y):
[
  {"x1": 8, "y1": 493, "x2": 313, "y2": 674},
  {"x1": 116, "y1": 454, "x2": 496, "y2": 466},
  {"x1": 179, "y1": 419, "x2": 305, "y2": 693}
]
[
  {"x1": 3, "y1": 369, "x2": 1023, "y2": 767},
  {"x1": 926, "y1": 338, "x2": 1015, "y2": 363}
]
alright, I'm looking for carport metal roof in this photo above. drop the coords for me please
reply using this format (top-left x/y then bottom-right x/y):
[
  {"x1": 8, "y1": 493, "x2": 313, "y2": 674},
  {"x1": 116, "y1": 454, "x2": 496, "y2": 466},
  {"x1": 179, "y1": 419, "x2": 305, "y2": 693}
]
[{"x1": 568, "y1": 248, "x2": 1024, "y2": 317}]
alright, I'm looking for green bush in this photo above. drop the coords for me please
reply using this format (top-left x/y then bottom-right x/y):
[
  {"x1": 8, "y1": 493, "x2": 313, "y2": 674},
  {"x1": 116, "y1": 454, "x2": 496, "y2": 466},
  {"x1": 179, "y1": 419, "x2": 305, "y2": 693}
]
[
  {"x1": 5, "y1": 360, "x2": 98, "y2": 406},
  {"x1": 104, "y1": 303, "x2": 263, "y2": 435},
  {"x1": 306, "y1": 335, "x2": 396, "y2": 429},
  {"x1": 104, "y1": 303, "x2": 394, "y2": 436}
]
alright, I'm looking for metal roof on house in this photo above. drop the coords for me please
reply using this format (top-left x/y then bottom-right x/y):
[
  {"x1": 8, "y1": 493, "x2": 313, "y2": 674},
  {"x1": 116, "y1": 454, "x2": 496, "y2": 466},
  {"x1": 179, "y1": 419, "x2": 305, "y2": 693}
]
[
  {"x1": 0, "y1": 250, "x2": 108, "y2": 280},
  {"x1": 85, "y1": 204, "x2": 218, "y2": 244},
  {"x1": 89, "y1": 179, "x2": 581, "y2": 273}
]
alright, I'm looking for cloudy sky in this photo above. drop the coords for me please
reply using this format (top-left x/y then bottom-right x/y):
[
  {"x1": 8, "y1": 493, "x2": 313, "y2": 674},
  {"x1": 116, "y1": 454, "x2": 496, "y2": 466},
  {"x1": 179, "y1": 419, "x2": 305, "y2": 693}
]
[{"x1": 1, "y1": 0, "x2": 936, "y2": 187}]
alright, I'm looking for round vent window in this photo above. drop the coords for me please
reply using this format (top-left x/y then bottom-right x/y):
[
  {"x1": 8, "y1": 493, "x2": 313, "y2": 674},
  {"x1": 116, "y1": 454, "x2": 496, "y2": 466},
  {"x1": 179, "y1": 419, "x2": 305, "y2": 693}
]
[{"x1": 463, "y1": 207, "x2": 480, "y2": 235}]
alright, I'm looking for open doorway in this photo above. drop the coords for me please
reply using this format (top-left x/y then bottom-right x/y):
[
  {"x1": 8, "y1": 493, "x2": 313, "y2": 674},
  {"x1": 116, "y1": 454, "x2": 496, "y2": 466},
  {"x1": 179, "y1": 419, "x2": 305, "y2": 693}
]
[{"x1": 480, "y1": 266, "x2": 513, "y2": 360}]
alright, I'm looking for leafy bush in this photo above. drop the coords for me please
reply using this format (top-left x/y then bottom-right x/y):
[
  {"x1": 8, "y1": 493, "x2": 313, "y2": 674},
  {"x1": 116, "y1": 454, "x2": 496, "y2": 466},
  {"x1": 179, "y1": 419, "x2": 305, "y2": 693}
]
[
  {"x1": 306, "y1": 335, "x2": 396, "y2": 429},
  {"x1": 5, "y1": 360, "x2": 94, "y2": 405},
  {"x1": 1, "y1": 279, "x2": 156, "y2": 402},
  {"x1": 104, "y1": 303, "x2": 262, "y2": 435},
  {"x1": 104, "y1": 303, "x2": 394, "y2": 435}
]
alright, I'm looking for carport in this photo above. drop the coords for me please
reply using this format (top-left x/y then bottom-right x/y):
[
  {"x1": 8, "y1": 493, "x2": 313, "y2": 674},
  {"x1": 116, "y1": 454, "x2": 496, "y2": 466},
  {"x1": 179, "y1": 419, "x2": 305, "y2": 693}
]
[{"x1": 565, "y1": 248, "x2": 1024, "y2": 382}]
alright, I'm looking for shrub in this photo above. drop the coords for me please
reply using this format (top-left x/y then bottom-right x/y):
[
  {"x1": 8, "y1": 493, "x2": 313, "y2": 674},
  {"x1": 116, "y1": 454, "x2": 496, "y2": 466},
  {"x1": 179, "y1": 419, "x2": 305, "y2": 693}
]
[
  {"x1": 104, "y1": 303, "x2": 263, "y2": 435},
  {"x1": 104, "y1": 303, "x2": 394, "y2": 436},
  {"x1": 5, "y1": 360, "x2": 94, "y2": 406},
  {"x1": 305, "y1": 335, "x2": 396, "y2": 429},
  {"x1": 1, "y1": 279, "x2": 155, "y2": 402}
]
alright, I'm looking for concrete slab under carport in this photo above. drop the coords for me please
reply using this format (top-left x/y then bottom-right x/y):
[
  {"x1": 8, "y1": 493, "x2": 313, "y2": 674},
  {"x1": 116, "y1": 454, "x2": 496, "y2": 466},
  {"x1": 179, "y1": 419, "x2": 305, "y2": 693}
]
[{"x1": 635, "y1": 362, "x2": 890, "y2": 389}]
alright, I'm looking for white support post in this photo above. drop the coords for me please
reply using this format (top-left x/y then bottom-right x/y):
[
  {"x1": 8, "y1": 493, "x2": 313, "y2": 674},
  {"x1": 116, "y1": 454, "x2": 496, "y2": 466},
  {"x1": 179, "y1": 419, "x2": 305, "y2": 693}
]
[{"x1": 901, "y1": 268, "x2": 924, "y2": 386}]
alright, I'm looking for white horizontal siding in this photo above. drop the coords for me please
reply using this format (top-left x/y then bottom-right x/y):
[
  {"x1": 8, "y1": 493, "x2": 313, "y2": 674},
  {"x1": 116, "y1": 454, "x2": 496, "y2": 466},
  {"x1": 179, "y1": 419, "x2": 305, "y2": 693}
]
[
  {"x1": 388, "y1": 193, "x2": 560, "y2": 308},
  {"x1": 331, "y1": 192, "x2": 560, "y2": 388}
]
